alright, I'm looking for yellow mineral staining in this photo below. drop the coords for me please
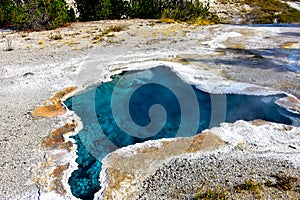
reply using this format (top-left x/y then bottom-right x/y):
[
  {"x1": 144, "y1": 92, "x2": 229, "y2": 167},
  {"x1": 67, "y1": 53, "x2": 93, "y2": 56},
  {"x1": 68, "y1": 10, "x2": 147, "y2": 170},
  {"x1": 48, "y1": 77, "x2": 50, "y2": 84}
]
[
  {"x1": 32, "y1": 102, "x2": 66, "y2": 117},
  {"x1": 69, "y1": 38, "x2": 79, "y2": 45},
  {"x1": 32, "y1": 111, "x2": 76, "y2": 194},
  {"x1": 38, "y1": 40, "x2": 44, "y2": 45},
  {"x1": 43, "y1": 122, "x2": 77, "y2": 150},
  {"x1": 251, "y1": 119, "x2": 268, "y2": 126},
  {"x1": 101, "y1": 169, "x2": 135, "y2": 200},
  {"x1": 32, "y1": 86, "x2": 77, "y2": 118},
  {"x1": 50, "y1": 164, "x2": 70, "y2": 194},
  {"x1": 186, "y1": 132, "x2": 225, "y2": 152},
  {"x1": 102, "y1": 132, "x2": 225, "y2": 199},
  {"x1": 281, "y1": 42, "x2": 300, "y2": 49},
  {"x1": 31, "y1": 162, "x2": 52, "y2": 192},
  {"x1": 159, "y1": 17, "x2": 176, "y2": 24},
  {"x1": 224, "y1": 38, "x2": 245, "y2": 49},
  {"x1": 194, "y1": 18, "x2": 215, "y2": 26},
  {"x1": 31, "y1": 162, "x2": 70, "y2": 195},
  {"x1": 252, "y1": 120, "x2": 293, "y2": 132}
]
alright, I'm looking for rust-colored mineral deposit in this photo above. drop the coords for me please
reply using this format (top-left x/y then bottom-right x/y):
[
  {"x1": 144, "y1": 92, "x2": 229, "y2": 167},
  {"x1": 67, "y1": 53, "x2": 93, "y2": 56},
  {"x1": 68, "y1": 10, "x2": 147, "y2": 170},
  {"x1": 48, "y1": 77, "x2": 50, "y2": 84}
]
[
  {"x1": 43, "y1": 122, "x2": 77, "y2": 150},
  {"x1": 50, "y1": 164, "x2": 70, "y2": 194},
  {"x1": 32, "y1": 86, "x2": 77, "y2": 117}
]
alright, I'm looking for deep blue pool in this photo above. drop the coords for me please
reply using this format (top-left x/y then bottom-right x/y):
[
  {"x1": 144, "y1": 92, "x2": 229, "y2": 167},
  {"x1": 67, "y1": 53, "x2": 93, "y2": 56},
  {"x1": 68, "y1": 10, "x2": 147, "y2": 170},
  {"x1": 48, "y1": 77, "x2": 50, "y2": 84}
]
[{"x1": 64, "y1": 66, "x2": 299, "y2": 200}]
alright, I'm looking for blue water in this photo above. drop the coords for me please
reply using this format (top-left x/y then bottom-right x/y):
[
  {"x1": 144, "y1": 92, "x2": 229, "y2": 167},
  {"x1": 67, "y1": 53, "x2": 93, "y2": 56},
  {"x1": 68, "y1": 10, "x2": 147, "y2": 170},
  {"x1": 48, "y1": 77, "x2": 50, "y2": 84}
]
[{"x1": 64, "y1": 66, "x2": 299, "y2": 200}]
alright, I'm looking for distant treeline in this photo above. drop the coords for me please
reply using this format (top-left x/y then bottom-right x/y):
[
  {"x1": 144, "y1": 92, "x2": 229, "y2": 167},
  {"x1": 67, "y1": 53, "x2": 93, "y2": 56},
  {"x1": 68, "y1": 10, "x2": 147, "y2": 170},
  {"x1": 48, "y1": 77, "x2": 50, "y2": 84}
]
[
  {"x1": 76, "y1": 0, "x2": 210, "y2": 21},
  {"x1": 0, "y1": 0, "x2": 211, "y2": 30}
]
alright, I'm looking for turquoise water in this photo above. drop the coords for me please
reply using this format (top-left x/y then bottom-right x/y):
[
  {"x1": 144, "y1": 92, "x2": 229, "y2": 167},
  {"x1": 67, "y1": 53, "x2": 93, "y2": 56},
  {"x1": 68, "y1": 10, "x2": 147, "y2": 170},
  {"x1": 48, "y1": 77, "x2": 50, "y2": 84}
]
[{"x1": 64, "y1": 66, "x2": 298, "y2": 200}]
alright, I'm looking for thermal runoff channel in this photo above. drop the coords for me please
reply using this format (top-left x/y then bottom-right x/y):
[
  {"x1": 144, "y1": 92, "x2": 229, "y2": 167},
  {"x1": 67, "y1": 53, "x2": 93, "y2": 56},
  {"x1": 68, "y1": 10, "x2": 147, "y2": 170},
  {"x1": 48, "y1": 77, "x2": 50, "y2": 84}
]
[{"x1": 64, "y1": 66, "x2": 299, "y2": 200}]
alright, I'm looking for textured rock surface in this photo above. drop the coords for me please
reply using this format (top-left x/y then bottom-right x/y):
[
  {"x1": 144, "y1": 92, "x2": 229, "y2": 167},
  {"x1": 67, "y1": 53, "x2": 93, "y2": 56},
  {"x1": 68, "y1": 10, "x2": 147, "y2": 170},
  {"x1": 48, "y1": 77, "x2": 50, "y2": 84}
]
[
  {"x1": 96, "y1": 120, "x2": 300, "y2": 200},
  {"x1": 97, "y1": 132, "x2": 225, "y2": 200},
  {"x1": 32, "y1": 87, "x2": 77, "y2": 118},
  {"x1": 199, "y1": 0, "x2": 300, "y2": 23},
  {"x1": 0, "y1": 20, "x2": 299, "y2": 199},
  {"x1": 199, "y1": 0, "x2": 247, "y2": 23}
]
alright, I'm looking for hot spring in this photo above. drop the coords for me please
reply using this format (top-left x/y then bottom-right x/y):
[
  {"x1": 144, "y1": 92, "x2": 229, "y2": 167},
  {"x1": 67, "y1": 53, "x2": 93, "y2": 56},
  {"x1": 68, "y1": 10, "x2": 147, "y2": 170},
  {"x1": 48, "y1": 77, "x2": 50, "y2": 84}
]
[{"x1": 64, "y1": 66, "x2": 299, "y2": 200}]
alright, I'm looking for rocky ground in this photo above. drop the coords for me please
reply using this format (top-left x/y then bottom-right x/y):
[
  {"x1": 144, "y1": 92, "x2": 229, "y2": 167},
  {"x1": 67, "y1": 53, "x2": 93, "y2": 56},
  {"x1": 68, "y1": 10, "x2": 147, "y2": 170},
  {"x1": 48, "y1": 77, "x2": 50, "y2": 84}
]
[
  {"x1": 97, "y1": 121, "x2": 300, "y2": 200},
  {"x1": 0, "y1": 19, "x2": 299, "y2": 200}
]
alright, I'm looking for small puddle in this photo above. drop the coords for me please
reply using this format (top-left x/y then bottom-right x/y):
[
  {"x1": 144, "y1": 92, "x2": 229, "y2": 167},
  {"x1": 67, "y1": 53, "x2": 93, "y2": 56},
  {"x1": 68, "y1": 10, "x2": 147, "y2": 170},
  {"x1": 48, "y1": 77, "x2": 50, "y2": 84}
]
[{"x1": 64, "y1": 66, "x2": 299, "y2": 199}]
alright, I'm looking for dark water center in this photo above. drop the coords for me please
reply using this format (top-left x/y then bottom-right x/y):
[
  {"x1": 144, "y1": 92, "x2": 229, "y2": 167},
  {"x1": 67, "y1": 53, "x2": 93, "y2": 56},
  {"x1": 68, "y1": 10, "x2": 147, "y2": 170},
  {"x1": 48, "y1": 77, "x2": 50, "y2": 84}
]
[{"x1": 64, "y1": 66, "x2": 299, "y2": 200}]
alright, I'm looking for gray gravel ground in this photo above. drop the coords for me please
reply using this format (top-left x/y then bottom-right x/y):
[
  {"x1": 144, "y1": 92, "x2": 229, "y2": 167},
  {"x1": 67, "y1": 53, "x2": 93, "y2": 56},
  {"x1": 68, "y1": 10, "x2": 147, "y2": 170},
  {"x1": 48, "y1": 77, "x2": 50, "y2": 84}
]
[
  {"x1": 0, "y1": 53, "x2": 85, "y2": 199},
  {"x1": 138, "y1": 154, "x2": 300, "y2": 199},
  {"x1": 0, "y1": 20, "x2": 299, "y2": 199}
]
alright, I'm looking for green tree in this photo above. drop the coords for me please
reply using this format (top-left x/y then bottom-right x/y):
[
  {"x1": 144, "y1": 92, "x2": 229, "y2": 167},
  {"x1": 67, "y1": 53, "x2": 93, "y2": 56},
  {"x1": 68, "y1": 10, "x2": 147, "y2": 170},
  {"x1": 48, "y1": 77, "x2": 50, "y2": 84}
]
[
  {"x1": 23, "y1": 0, "x2": 70, "y2": 30},
  {"x1": 96, "y1": 0, "x2": 112, "y2": 19},
  {"x1": 130, "y1": 0, "x2": 161, "y2": 19},
  {"x1": 73, "y1": 0, "x2": 212, "y2": 22},
  {"x1": 0, "y1": 0, "x2": 19, "y2": 27},
  {"x1": 75, "y1": 0, "x2": 99, "y2": 21},
  {"x1": 1, "y1": 0, "x2": 71, "y2": 30},
  {"x1": 109, "y1": 0, "x2": 126, "y2": 19}
]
